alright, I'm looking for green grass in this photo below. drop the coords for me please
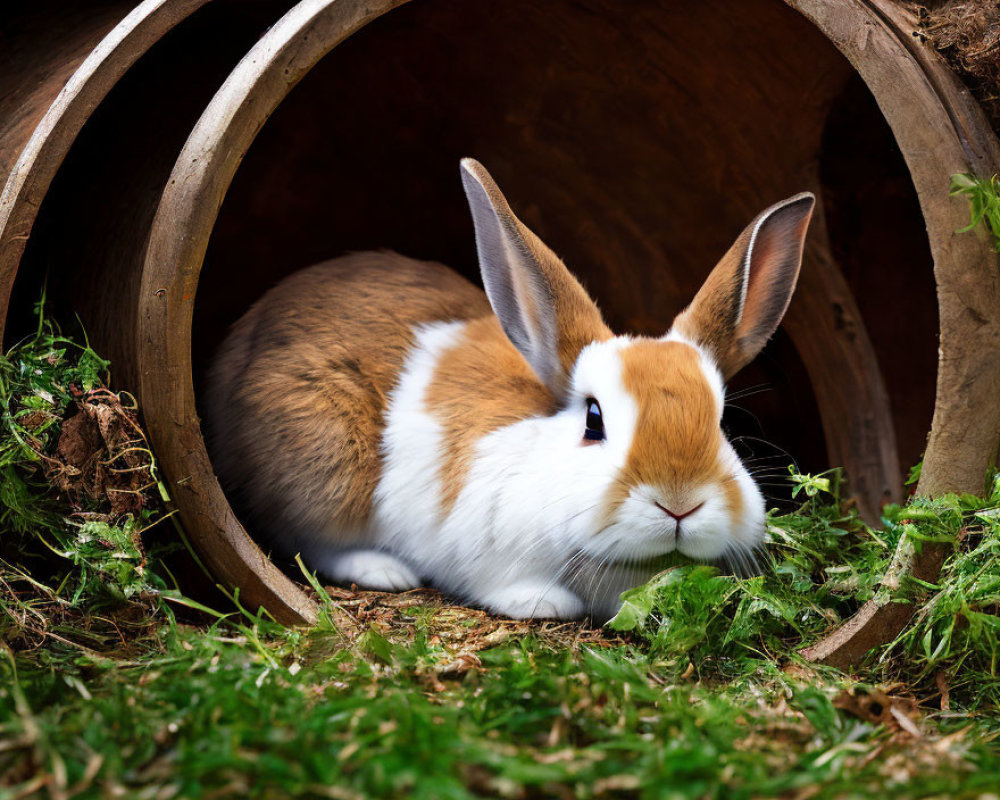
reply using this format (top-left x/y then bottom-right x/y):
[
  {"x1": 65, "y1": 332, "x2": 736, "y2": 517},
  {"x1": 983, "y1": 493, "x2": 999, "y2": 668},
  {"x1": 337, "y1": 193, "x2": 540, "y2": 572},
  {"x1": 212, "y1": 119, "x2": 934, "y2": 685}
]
[
  {"x1": 0, "y1": 303, "x2": 170, "y2": 607},
  {"x1": 950, "y1": 172, "x2": 1000, "y2": 251},
  {"x1": 612, "y1": 468, "x2": 1000, "y2": 702},
  {"x1": 3, "y1": 470, "x2": 999, "y2": 798},
  {"x1": 3, "y1": 311, "x2": 1000, "y2": 799}
]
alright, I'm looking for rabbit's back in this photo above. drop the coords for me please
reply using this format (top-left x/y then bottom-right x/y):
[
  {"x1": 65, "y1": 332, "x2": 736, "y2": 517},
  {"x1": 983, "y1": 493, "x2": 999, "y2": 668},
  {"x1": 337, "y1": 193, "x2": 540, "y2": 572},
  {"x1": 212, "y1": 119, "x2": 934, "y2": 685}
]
[{"x1": 205, "y1": 251, "x2": 490, "y2": 551}]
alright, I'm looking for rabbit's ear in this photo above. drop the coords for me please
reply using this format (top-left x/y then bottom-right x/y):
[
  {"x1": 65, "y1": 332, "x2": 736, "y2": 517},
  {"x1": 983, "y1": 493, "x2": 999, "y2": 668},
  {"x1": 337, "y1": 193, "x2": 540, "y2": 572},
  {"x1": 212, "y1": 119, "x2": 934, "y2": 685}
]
[
  {"x1": 672, "y1": 193, "x2": 815, "y2": 380},
  {"x1": 460, "y1": 158, "x2": 610, "y2": 396}
]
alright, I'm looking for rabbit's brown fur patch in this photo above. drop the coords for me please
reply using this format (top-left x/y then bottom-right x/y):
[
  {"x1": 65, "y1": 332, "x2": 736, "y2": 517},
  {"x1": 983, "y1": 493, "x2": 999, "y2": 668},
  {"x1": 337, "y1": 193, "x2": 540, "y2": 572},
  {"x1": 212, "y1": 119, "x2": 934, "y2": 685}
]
[
  {"x1": 206, "y1": 253, "x2": 489, "y2": 547},
  {"x1": 621, "y1": 340, "x2": 722, "y2": 490},
  {"x1": 599, "y1": 340, "x2": 731, "y2": 522},
  {"x1": 672, "y1": 241, "x2": 747, "y2": 378},
  {"x1": 723, "y1": 473, "x2": 744, "y2": 524},
  {"x1": 425, "y1": 315, "x2": 557, "y2": 516}
]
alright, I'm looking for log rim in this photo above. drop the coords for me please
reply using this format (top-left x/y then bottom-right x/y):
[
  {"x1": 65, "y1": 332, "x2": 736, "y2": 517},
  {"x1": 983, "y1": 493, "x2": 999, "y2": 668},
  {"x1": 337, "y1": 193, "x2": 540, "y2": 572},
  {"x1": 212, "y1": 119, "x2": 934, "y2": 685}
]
[
  {"x1": 790, "y1": 0, "x2": 1000, "y2": 667},
  {"x1": 0, "y1": 0, "x2": 214, "y2": 343},
  {"x1": 139, "y1": 0, "x2": 411, "y2": 626},
  {"x1": 136, "y1": 0, "x2": 1000, "y2": 642}
]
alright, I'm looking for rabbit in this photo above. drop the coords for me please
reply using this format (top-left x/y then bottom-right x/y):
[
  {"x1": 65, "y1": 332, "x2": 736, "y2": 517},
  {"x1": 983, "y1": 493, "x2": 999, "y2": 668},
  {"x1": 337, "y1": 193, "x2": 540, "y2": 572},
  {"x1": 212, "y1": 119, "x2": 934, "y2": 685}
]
[{"x1": 205, "y1": 158, "x2": 815, "y2": 621}]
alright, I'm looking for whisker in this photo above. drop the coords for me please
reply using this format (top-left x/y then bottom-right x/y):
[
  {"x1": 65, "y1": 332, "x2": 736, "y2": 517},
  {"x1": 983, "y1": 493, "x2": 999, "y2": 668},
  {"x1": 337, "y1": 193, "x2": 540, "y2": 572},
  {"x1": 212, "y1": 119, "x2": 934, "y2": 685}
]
[
  {"x1": 729, "y1": 435, "x2": 797, "y2": 462},
  {"x1": 725, "y1": 383, "x2": 772, "y2": 402},
  {"x1": 491, "y1": 500, "x2": 604, "y2": 587}
]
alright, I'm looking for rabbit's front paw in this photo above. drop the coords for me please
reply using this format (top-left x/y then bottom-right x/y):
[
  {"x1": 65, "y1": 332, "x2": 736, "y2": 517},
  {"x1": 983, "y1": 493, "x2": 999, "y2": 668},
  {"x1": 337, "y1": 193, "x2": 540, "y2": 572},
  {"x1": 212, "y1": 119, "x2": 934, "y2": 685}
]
[
  {"x1": 484, "y1": 582, "x2": 584, "y2": 620},
  {"x1": 321, "y1": 550, "x2": 420, "y2": 591}
]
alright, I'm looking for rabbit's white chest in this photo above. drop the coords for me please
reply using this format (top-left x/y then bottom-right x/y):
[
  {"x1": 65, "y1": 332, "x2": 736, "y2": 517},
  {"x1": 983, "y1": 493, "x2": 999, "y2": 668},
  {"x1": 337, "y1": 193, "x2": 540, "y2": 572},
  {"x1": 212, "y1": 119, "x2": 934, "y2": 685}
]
[
  {"x1": 372, "y1": 321, "x2": 465, "y2": 555},
  {"x1": 371, "y1": 321, "x2": 594, "y2": 601}
]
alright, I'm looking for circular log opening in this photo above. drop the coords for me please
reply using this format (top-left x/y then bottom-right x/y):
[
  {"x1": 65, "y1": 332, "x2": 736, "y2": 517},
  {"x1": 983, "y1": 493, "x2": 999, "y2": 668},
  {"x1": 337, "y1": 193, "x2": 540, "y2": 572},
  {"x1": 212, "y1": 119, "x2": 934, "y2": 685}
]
[
  {"x1": 0, "y1": 0, "x2": 160, "y2": 333},
  {"x1": 0, "y1": 0, "x2": 314, "y2": 619},
  {"x1": 193, "y1": 0, "x2": 934, "y2": 523},
  {"x1": 147, "y1": 0, "x2": 953, "y2": 622},
  {"x1": 3, "y1": 0, "x2": 297, "y2": 366},
  {"x1": 7, "y1": 0, "x2": 997, "y2": 636},
  {"x1": 0, "y1": 1, "x2": 134, "y2": 187}
]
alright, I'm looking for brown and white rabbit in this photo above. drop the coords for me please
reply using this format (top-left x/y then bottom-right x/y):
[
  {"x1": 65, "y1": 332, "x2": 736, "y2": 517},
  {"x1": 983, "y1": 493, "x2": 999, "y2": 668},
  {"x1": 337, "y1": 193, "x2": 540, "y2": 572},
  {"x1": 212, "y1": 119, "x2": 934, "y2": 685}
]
[{"x1": 205, "y1": 159, "x2": 814, "y2": 620}]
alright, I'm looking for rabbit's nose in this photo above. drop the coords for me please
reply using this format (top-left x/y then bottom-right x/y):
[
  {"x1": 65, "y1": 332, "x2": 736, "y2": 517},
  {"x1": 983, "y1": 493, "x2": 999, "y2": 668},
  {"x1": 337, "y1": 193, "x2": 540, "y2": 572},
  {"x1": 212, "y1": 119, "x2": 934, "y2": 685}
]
[{"x1": 654, "y1": 501, "x2": 704, "y2": 522}]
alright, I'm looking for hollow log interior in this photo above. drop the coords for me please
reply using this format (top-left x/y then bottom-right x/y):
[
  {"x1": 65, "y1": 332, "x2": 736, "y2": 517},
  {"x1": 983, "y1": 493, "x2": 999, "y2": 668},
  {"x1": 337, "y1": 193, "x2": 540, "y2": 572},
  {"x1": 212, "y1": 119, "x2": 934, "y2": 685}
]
[
  {"x1": 5, "y1": 0, "x2": 938, "y2": 525},
  {"x1": 0, "y1": 0, "x2": 133, "y2": 183},
  {"x1": 196, "y1": 0, "x2": 937, "y2": 508},
  {"x1": 5, "y1": 0, "x2": 297, "y2": 382}
]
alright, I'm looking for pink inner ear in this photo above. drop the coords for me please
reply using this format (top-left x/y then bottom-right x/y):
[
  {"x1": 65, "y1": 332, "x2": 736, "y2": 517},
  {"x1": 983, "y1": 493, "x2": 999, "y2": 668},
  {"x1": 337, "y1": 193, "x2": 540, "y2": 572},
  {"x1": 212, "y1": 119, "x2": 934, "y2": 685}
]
[
  {"x1": 737, "y1": 210, "x2": 809, "y2": 345},
  {"x1": 671, "y1": 193, "x2": 813, "y2": 379},
  {"x1": 740, "y1": 235, "x2": 779, "y2": 332}
]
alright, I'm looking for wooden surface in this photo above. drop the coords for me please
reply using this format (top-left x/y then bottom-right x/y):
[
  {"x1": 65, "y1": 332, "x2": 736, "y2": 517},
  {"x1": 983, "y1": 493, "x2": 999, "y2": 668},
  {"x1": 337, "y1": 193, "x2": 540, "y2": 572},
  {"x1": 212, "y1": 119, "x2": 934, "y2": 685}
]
[
  {"x1": 0, "y1": 0, "x2": 211, "y2": 342},
  {"x1": 139, "y1": 0, "x2": 413, "y2": 626},
  {"x1": 5, "y1": 0, "x2": 297, "y2": 379},
  {"x1": 793, "y1": 0, "x2": 1000, "y2": 667},
  {"x1": 0, "y1": 2, "x2": 128, "y2": 183},
  {"x1": 2, "y1": 0, "x2": 307, "y2": 621}
]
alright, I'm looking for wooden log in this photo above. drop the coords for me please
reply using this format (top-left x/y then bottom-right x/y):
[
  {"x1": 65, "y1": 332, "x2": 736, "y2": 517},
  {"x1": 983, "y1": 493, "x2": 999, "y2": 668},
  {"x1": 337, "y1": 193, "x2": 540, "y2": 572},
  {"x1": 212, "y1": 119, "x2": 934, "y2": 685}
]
[
  {"x1": 134, "y1": 0, "x2": 947, "y2": 628},
  {"x1": 0, "y1": 0, "x2": 315, "y2": 623},
  {"x1": 140, "y1": 0, "x2": 408, "y2": 626},
  {"x1": 794, "y1": 0, "x2": 1000, "y2": 667},
  {"x1": 0, "y1": 0, "x2": 211, "y2": 340},
  {"x1": 1, "y1": 0, "x2": 997, "y2": 646}
]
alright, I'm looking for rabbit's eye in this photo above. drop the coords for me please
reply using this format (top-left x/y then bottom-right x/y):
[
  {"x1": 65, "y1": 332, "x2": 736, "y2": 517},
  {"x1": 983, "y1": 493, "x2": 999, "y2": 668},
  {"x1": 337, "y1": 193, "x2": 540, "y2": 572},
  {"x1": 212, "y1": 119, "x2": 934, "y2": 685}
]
[{"x1": 583, "y1": 398, "x2": 605, "y2": 442}]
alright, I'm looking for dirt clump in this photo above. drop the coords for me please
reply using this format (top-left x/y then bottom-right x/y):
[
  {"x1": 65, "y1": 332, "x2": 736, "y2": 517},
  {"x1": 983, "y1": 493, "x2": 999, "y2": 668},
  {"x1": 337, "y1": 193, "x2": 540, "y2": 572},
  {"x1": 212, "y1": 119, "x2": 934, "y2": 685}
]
[
  {"x1": 43, "y1": 387, "x2": 156, "y2": 518},
  {"x1": 915, "y1": 1, "x2": 1000, "y2": 129}
]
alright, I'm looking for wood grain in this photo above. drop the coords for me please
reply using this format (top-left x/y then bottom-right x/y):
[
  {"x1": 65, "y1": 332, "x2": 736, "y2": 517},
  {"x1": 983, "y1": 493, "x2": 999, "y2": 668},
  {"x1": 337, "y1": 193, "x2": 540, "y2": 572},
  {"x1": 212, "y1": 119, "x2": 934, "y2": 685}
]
[
  {"x1": 0, "y1": 0, "x2": 211, "y2": 341},
  {"x1": 793, "y1": 0, "x2": 1000, "y2": 667}
]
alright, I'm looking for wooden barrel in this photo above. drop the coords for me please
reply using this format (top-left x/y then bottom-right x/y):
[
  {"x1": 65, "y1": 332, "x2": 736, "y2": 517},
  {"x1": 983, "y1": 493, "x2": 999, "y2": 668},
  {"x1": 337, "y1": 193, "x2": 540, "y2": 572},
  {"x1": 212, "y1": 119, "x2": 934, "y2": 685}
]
[{"x1": 3, "y1": 0, "x2": 999, "y2": 653}]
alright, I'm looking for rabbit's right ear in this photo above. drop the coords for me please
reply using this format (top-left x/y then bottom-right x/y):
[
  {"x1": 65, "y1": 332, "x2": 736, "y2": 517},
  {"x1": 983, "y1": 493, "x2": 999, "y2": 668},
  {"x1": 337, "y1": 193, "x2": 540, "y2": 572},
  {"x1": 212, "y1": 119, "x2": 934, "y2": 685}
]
[
  {"x1": 671, "y1": 193, "x2": 815, "y2": 380},
  {"x1": 460, "y1": 159, "x2": 610, "y2": 396}
]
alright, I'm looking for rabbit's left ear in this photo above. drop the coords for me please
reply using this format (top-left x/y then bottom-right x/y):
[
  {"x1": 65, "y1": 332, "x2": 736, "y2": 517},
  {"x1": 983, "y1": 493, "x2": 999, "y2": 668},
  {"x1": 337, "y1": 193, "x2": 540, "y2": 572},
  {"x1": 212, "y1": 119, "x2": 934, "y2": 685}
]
[
  {"x1": 672, "y1": 192, "x2": 815, "y2": 379},
  {"x1": 460, "y1": 158, "x2": 611, "y2": 396}
]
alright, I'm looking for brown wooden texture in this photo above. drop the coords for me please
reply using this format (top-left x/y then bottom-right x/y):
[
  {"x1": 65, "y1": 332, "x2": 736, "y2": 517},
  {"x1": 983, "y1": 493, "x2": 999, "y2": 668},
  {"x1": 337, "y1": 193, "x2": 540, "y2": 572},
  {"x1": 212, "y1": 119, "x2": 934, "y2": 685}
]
[
  {"x1": 1, "y1": 0, "x2": 313, "y2": 623},
  {"x1": 0, "y1": 2, "x2": 129, "y2": 184},
  {"x1": 0, "y1": 0, "x2": 210, "y2": 341},
  {"x1": 793, "y1": 0, "x2": 1000, "y2": 668},
  {"x1": 4, "y1": 0, "x2": 299, "y2": 375},
  {"x1": 139, "y1": 0, "x2": 413, "y2": 626}
]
